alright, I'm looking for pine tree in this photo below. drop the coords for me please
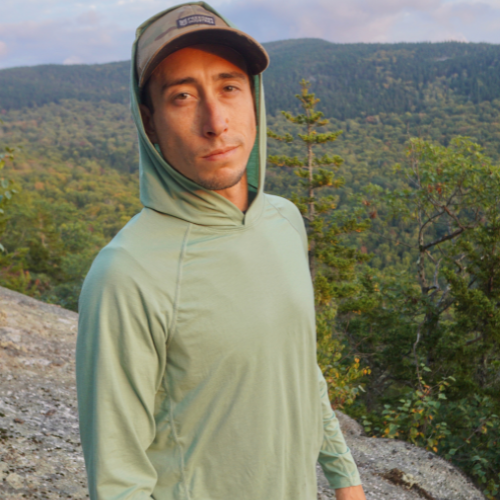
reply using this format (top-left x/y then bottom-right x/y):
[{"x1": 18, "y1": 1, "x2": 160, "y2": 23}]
[{"x1": 267, "y1": 79, "x2": 371, "y2": 408}]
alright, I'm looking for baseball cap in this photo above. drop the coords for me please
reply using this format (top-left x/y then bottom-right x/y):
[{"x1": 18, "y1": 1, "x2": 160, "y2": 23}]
[{"x1": 136, "y1": 3, "x2": 270, "y2": 88}]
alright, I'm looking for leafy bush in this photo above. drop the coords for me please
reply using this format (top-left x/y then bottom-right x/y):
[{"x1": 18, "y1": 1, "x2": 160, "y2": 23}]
[
  {"x1": 0, "y1": 145, "x2": 16, "y2": 251},
  {"x1": 362, "y1": 370, "x2": 500, "y2": 499}
]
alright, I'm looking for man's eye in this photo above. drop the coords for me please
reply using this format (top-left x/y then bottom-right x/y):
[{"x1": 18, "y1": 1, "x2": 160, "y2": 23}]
[
  {"x1": 225, "y1": 85, "x2": 237, "y2": 92},
  {"x1": 175, "y1": 93, "x2": 189, "y2": 100}
]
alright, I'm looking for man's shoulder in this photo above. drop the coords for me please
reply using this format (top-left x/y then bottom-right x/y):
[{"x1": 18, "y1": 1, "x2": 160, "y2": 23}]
[
  {"x1": 106, "y1": 206, "x2": 187, "y2": 254},
  {"x1": 82, "y1": 208, "x2": 189, "y2": 294},
  {"x1": 265, "y1": 193, "x2": 296, "y2": 211},
  {"x1": 264, "y1": 193, "x2": 306, "y2": 237}
]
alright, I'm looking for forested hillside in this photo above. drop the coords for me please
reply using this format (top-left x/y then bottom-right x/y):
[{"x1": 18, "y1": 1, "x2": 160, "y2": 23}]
[
  {"x1": 1, "y1": 39, "x2": 500, "y2": 497},
  {"x1": 0, "y1": 62, "x2": 131, "y2": 110},
  {"x1": 2, "y1": 40, "x2": 500, "y2": 118}
]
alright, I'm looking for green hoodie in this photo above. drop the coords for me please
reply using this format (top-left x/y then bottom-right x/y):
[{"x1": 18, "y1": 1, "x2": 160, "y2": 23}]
[{"x1": 76, "y1": 2, "x2": 361, "y2": 499}]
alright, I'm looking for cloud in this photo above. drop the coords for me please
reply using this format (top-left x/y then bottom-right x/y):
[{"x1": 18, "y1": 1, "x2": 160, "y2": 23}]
[
  {"x1": 224, "y1": 0, "x2": 500, "y2": 44},
  {"x1": 1, "y1": 0, "x2": 500, "y2": 69},
  {"x1": 63, "y1": 55, "x2": 85, "y2": 65},
  {"x1": 0, "y1": 10, "x2": 133, "y2": 68},
  {"x1": 0, "y1": 41, "x2": 8, "y2": 58}
]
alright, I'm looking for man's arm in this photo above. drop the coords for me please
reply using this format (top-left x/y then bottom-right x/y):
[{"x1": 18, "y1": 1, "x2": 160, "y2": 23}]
[
  {"x1": 288, "y1": 201, "x2": 365, "y2": 496},
  {"x1": 335, "y1": 486, "x2": 367, "y2": 500},
  {"x1": 316, "y1": 366, "x2": 365, "y2": 497},
  {"x1": 76, "y1": 250, "x2": 168, "y2": 499}
]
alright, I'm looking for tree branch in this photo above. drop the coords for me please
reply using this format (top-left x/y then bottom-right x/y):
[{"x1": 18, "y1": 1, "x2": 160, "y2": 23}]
[
  {"x1": 421, "y1": 227, "x2": 464, "y2": 252},
  {"x1": 466, "y1": 335, "x2": 484, "y2": 346}
]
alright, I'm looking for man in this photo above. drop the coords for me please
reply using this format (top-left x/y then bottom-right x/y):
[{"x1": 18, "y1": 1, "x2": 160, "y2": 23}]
[{"x1": 76, "y1": 2, "x2": 366, "y2": 499}]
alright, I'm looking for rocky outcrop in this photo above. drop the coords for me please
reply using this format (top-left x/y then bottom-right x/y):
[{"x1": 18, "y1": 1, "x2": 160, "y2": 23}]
[
  {"x1": 317, "y1": 412, "x2": 485, "y2": 499},
  {"x1": 0, "y1": 286, "x2": 485, "y2": 499},
  {"x1": 0, "y1": 286, "x2": 86, "y2": 499}
]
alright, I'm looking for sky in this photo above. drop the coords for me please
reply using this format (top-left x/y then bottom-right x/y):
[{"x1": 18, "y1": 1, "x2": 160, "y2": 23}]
[{"x1": 1, "y1": 0, "x2": 500, "y2": 69}]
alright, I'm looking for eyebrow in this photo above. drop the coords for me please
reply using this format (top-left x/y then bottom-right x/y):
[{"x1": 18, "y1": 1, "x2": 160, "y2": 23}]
[
  {"x1": 161, "y1": 71, "x2": 248, "y2": 92},
  {"x1": 215, "y1": 71, "x2": 247, "y2": 82}
]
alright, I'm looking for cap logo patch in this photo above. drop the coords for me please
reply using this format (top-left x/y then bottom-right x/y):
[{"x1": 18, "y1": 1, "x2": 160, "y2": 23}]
[{"x1": 177, "y1": 15, "x2": 215, "y2": 28}]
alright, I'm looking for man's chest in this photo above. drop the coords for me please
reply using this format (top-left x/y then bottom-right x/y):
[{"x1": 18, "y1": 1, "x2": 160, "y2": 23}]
[{"x1": 165, "y1": 219, "x2": 316, "y2": 391}]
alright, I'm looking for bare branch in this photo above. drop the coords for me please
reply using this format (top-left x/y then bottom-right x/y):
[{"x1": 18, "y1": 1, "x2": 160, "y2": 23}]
[
  {"x1": 421, "y1": 227, "x2": 464, "y2": 252},
  {"x1": 413, "y1": 324, "x2": 424, "y2": 391},
  {"x1": 442, "y1": 205, "x2": 466, "y2": 229},
  {"x1": 466, "y1": 335, "x2": 483, "y2": 346},
  {"x1": 425, "y1": 250, "x2": 438, "y2": 265},
  {"x1": 450, "y1": 253, "x2": 466, "y2": 273},
  {"x1": 433, "y1": 258, "x2": 442, "y2": 288},
  {"x1": 437, "y1": 285, "x2": 451, "y2": 310},
  {"x1": 420, "y1": 210, "x2": 445, "y2": 233}
]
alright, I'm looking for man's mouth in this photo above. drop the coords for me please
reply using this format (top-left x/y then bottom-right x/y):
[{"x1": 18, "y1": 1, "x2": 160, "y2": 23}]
[{"x1": 202, "y1": 146, "x2": 239, "y2": 161}]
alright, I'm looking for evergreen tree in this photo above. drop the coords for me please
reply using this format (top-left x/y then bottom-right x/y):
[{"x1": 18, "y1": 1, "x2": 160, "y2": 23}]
[{"x1": 267, "y1": 79, "x2": 371, "y2": 407}]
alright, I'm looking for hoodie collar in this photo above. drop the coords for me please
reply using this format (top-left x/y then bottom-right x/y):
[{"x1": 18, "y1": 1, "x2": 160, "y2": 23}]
[{"x1": 130, "y1": 1, "x2": 267, "y2": 228}]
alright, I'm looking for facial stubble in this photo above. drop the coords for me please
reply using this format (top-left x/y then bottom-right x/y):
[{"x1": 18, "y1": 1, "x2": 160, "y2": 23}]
[
  {"x1": 182, "y1": 155, "x2": 248, "y2": 191},
  {"x1": 196, "y1": 169, "x2": 246, "y2": 191}
]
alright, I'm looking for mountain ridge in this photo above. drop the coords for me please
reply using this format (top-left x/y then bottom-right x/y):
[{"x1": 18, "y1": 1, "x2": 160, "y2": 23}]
[{"x1": 2, "y1": 39, "x2": 500, "y2": 119}]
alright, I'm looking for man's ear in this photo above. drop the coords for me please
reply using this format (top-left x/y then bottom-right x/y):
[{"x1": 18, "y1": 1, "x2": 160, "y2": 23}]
[{"x1": 139, "y1": 104, "x2": 158, "y2": 144}]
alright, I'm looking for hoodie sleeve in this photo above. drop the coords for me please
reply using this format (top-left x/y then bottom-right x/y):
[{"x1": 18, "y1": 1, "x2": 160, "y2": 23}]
[
  {"x1": 317, "y1": 365, "x2": 362, "y2": 489},
  {"x1": 76, "y1": 247, "x2": 168, "y2": 500}
]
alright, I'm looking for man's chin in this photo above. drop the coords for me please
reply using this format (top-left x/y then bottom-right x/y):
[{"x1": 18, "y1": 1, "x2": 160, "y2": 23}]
[{"x1": 196, "y1": 168, "x2": 246, "y2": 192}]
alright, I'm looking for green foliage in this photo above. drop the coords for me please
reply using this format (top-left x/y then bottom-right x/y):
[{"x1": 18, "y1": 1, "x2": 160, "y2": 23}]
[
  {"x1": 268, "y1": 80, "x2": 371, "y2": 408},
  {"x1": 3, "y1": 41, "x2": 500, "y2": 121},
  {"x1": 441, "y1": 396, "x2": 500, "y2": 498},
  {"x1": 0, "y1": 103, "x2": 139, "y2": 309},
  {"x1": 342, "y1": 137, "x2": 500, "y2": 497},
  {"x1": 443, "y1": 204, "x2": 500, "y2": 399},
  {"x1": 0, "y1": 140, "x2": 141, "y2": 311},
  {"x1": 263, "y1": 40, "x2": 500, "y2": 119},
  {"x1": 0, "y1": 144, "x2": 17, "y2": 251},
  {"x1": 363, "y1": 367, "x2": 454, "y2": 449},
  {"x1": 322, "y1": 340, "x2": 371, "y2": 409},
  {"x1": 347, "y1": 137, "x2": 500, "y2": 392},
  {"x1": 1, "y1": 99, "x2": 139, "y2": 173},
  {"x1": 0, "y1": 61, "x2": 130, "y2": 110},
  {"x1": 268, "y1": 79, "x2": 370, "y2": 277},
  {"x1": 362, "y1": 372, "x2": 500, "y2": 498}
]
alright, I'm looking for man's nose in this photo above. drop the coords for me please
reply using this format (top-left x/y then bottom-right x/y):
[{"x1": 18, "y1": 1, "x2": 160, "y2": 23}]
[{"x1": 201, "y1": 96, "x2": 228, "y2": 138}]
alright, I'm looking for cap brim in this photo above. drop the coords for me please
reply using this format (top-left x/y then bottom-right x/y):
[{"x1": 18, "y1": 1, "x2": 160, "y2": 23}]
[{"x1": 139, "y1": 27, "x2": 269, "y2": 88}]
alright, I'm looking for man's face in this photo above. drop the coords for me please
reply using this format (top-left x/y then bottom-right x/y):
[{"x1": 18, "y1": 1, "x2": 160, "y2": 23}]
[{"x1": 140, "y1": 45, "x2": 257, "y2": 191}]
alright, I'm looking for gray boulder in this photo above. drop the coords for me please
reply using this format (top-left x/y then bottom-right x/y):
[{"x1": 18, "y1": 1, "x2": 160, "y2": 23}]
[
  {"x1": 0, "y1": 286, "x2": 485, "y2": 499},
  {"x1": 317, "y1": 410, "x2": 485, "y2": 500}
]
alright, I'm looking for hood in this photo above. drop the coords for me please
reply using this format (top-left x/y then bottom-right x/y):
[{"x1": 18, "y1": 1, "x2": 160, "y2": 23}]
[{"x1": 130, "y1": 1, "x2": 267, "y2": 228}]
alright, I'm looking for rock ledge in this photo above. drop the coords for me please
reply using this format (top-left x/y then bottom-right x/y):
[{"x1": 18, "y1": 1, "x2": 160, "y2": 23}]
[{"x1": 0, "y1": 286, "x2": 485, "y2": 499}]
